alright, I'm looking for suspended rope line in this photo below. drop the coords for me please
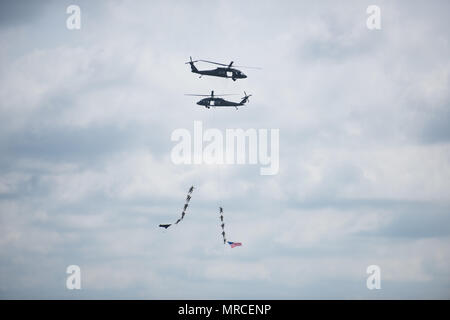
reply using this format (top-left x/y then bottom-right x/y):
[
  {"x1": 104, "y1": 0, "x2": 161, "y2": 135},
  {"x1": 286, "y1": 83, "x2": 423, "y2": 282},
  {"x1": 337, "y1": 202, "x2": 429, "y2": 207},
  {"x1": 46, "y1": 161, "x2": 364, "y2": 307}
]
[
  {"x1": 219, "y1": 206, "x2": 226, "y2": 244},
  {"x1": 218, "y1": 206, "x2": 242, "y2": 248},
  {"x1": 159, "y1": 185, "x2": 194, "y2": 229},
  {"x1": 159, "y1": 100, "x2": 242, "y2": 249}
]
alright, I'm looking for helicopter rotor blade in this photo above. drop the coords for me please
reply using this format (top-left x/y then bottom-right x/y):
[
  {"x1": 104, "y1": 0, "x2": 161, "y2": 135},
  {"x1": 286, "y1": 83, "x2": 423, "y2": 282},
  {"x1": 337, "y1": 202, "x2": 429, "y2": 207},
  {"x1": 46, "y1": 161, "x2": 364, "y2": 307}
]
[
  {"x1": 185, "y1": 56, "x2": 200, "y2": 64},
  {"x1": 198, "y1": 60, "x2": 229, "y2": 67},
  {"x1": 197, "y1": 60, "x2": 262, "y2": 69},
  {"x1": 185, "y1": 93, "x2": 237, "y2": 97},
  {"x1": 233, "y1": 65, "x2": 262, "y2": 70}
]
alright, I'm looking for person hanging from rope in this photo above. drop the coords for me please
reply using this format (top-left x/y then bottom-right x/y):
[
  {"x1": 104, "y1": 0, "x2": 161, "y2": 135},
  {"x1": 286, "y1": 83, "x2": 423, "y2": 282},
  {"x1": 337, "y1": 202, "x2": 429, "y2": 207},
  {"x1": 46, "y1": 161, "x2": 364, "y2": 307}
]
[
  {"x1": 221, "y1": 231, "x2": 226, "y2": 244},
  {"x1": 159, "y1": 186, "x2": 194, "y2": 229},
  {"x1": 219, "y1": 207, "x2": 242, "y2": 248}
]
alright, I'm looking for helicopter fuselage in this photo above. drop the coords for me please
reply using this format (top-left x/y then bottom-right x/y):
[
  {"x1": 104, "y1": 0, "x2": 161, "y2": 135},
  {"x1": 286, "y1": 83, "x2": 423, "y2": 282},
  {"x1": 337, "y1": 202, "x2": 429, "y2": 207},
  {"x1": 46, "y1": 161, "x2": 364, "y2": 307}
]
[
  {"x1": 192, "y1": 66, "x2": 247, "y2": 80},
  {"x1": 197, "y1": 97, "x2": 243, "y2": 108}
]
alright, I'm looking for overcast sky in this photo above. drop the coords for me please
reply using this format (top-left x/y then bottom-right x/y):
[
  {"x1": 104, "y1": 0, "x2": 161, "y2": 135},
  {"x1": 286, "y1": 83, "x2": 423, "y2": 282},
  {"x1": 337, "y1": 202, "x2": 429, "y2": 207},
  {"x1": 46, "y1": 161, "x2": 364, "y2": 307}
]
[{"x1": 0, "y1": 0, "x2": 449, "y2": 299}]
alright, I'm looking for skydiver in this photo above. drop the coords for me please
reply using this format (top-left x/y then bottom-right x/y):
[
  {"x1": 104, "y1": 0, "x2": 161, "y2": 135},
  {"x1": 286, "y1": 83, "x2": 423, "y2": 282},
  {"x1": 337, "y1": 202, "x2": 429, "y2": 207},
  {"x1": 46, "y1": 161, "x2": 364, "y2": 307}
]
[{"x1": 188, "y1": 186, "x2": 194, "y2": 193}]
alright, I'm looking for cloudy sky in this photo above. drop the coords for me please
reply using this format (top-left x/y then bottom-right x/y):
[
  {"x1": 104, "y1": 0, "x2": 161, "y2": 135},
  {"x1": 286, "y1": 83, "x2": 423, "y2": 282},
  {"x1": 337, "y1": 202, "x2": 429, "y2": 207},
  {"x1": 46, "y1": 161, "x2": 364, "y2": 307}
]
[{"x1": 0, "y1": 0, "x2": 449, "y2": 299}]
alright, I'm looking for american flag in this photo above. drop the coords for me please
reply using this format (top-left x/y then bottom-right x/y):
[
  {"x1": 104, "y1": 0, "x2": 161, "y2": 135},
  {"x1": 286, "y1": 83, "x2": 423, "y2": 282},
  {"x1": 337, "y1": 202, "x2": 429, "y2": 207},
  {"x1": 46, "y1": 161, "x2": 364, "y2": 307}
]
[{"x1": 227, "y1": 241, "x2": 242, "y2": 248}]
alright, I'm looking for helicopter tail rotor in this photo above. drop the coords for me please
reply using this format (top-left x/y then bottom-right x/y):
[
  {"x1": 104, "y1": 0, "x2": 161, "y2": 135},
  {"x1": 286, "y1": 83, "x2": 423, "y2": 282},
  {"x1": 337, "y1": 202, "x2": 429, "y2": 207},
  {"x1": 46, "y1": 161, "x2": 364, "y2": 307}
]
[
  {"x1": 185, "y1": 56, "x2": 200, "y2": 64},
  {"x1": 185, "y1": 56, "x2": 200, "y2": 72},
  {"x1": 240, "y1": 91, "x2": 252, "y2": 104}
]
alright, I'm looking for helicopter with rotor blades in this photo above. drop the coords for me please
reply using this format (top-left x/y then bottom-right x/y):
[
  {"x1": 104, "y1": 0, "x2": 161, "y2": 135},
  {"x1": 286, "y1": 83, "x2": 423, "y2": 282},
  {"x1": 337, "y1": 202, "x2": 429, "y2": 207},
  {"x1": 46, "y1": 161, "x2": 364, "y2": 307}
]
[
  {"x1": 185, "y1": 57, "x2": 260, "y2": 81},
  {"x1": 185, "y1": 90, "x2": 252, "y2": 110}
]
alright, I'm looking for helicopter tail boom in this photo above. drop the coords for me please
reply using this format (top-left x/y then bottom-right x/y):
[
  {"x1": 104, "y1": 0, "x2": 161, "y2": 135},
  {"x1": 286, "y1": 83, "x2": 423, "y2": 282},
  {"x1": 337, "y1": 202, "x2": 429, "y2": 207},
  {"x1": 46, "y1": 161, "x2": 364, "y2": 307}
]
[{"x1": 186, "y1": 56, "x2": 199, "y2": 73}]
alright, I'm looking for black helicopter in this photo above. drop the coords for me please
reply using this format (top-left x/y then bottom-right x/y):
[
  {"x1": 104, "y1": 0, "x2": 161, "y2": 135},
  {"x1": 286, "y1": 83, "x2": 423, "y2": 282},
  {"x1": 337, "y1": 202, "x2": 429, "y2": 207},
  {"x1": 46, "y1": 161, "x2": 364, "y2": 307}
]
[
  {"x1": 186, "y1": 91, "x2": 252, "y2": 110},
  {"x1": 185, "y1": 57, "x2": 260, "y2": 81}
]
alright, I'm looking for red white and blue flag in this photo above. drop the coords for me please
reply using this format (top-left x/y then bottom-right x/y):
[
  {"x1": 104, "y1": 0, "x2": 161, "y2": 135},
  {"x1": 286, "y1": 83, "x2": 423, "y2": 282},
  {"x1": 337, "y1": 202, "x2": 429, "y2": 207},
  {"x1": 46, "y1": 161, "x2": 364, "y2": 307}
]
[{"x1": 227, "y1": 241, "x2": 242, "y2": 248}]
